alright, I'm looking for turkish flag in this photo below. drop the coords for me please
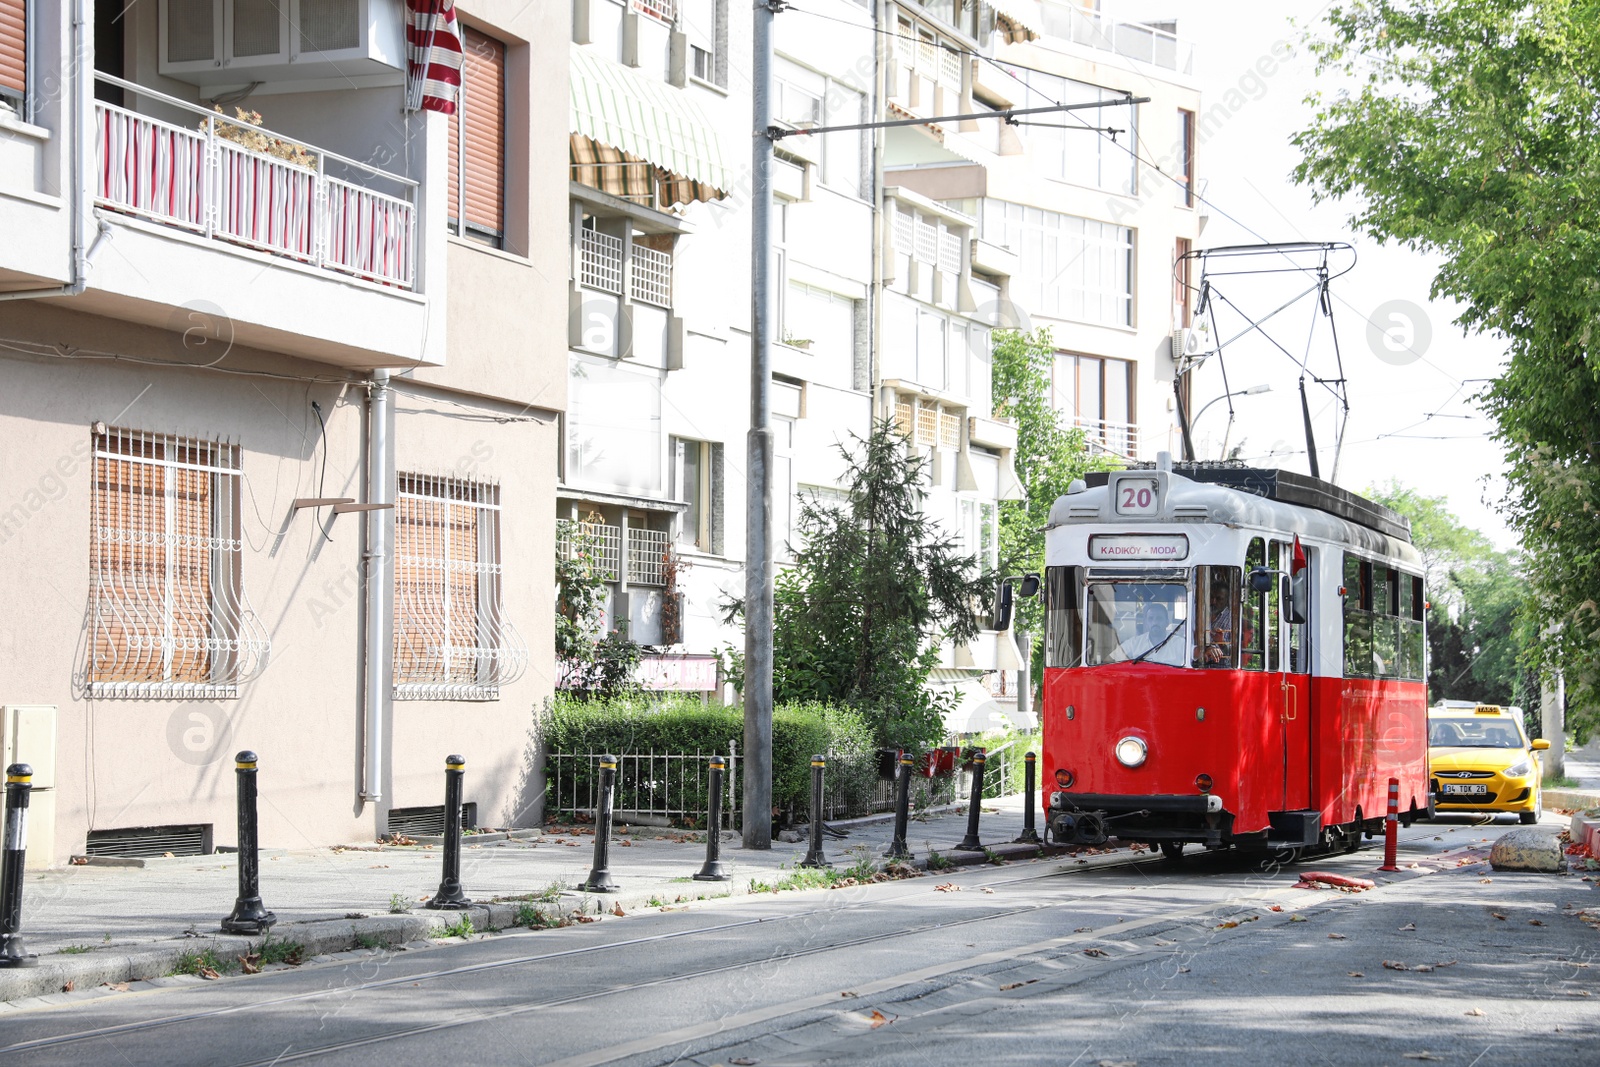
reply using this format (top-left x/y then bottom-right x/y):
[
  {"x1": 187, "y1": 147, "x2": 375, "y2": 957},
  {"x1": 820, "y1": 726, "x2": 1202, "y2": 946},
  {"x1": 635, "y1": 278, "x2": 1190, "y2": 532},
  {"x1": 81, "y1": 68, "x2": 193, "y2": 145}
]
[{"x1": 1291, "y1": 535, "x2": 1308, "y2": 575}]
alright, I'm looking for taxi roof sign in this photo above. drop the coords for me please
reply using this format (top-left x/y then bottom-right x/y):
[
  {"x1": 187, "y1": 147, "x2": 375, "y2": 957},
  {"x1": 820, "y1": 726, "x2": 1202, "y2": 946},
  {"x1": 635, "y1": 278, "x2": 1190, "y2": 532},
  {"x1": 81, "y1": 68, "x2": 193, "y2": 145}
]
[{"x1": 1474, "y1": 704, "x2": 1503, "y2": 715}]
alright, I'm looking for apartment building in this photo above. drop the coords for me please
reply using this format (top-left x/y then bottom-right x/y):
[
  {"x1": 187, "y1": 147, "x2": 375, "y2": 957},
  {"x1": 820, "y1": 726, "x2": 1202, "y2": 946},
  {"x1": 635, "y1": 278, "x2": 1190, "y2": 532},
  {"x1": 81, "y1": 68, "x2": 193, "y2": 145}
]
[
  {"x1": 0, "y1": 1, "x2": 566, "y2": 864},
  {"x1": 562, "y1": 0, "x2": 879, "y2": 691},
  {"x1": 886, "y1": 0, "x2": 1200, "y2": 466}
]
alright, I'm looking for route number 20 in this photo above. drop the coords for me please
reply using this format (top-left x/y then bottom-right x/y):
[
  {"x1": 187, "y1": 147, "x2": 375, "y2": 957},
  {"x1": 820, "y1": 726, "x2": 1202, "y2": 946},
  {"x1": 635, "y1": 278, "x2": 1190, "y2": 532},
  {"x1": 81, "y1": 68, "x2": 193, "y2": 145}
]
[{"x1": 1115, "y1": 478, "x2": 1159, "y2": 516}]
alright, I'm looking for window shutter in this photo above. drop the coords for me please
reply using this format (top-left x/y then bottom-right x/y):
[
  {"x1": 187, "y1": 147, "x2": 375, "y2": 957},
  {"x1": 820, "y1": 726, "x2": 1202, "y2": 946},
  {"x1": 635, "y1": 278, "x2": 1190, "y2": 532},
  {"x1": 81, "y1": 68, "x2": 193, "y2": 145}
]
[
  {"x1": 447, "y1": 26, "x2": 505, "y2": 242},
  {"x1": 0, "y1": 0, "x2": 24, "y2": 99}
]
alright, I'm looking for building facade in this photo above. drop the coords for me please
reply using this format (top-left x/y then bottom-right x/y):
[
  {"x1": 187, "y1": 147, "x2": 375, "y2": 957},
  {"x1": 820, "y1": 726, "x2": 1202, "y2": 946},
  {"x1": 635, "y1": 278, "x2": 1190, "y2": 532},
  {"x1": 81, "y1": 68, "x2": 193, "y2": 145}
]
[{"x1": 0, "y1": 1, "x2": 567, "y2": 864}]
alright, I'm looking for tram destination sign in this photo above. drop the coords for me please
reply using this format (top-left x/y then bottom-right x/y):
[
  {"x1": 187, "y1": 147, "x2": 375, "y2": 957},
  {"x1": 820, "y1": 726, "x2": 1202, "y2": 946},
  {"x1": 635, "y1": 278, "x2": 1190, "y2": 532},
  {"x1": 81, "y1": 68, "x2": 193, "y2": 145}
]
[{"x1": 1088, "y1": 534, "x2": 1190, "y2": 562}]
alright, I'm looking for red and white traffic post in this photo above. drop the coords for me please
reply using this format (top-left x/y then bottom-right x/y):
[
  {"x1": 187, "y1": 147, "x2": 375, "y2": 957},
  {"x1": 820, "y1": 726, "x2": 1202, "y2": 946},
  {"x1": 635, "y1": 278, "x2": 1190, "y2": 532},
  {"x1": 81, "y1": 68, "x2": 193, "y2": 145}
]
[{"x1": 1378, "y1": 777, "x2": 1401, "y2": 872}]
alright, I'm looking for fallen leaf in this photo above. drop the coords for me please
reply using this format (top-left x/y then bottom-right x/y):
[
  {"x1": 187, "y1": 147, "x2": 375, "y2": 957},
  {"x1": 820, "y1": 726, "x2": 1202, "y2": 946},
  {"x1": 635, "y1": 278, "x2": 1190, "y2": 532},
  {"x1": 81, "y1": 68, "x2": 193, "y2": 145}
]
[
  {"x1": 1288, "y1": 914, "x2": 1308, "y2": 923},
  {"x1": 1075, "y1": 926, "x2": 1093, "y2": 933},
  {"x1": 1348, "y1": 972, "x2": 1364, "y2": 978},
  {"x1": 1177, "y1": 966, "x2": 1190, "y2": 973},
  {"x1": 198, "y1": 967, "x2": 220, "y2": 980},
  {"x1": 981, "y1": 887, "x2": 995, "y2": 894},
  {"x1": 1383, "y1": 960, "x2": 1411, "y2": 971},
  {"x1": 1491, "y1": 912, "x2": 1507, "y2": 921},
  {"x1": 868, "y1": 1009, "x2": 892, "y2": 1029},
  {"x1": 839, "y1": 991, "x2": 857, "y2": 998},
  {"x1": 61, "y1": 980, "x2": 74, "y2": 992},
  {"x1": 1403, "y1": 1054, "x2": 1444, "y2": 1061},
  {"x1": 1480, "y1": 878, "x2": 1493, "y2": 884},
  {"x1": 1571, "y1": 990, "x2": 1592, "y2": 997},
  {"x1": 1327, "y1": 933, "x2": 1347, "y2": 940},
  {"x1": 934, "y1": 883, "x2": 960, "y2": 893},
  {"x1": 618, "y1": 840, "x2": 632, "y2": 847},
  {"x1": 730, "y1": 1059, "x2": 758, "y2": 1066},
  {"x1": 1398, "y1": 923, "x2": 1416, "y2": 931},
  {"x1": 1216, "y1": 920, "x2": 1239, "y2": 929},
  {"x1": 1465, "y1": 1007, "x2": 1485, "y2": 1016},
  {"x1": 611, "y1": 903, "x2": 626, "y2": 917},
  {"x1": 238, "y1": 953, "x2": 260, "y2": 975},
  {"x1": 1097, "y1": 1060, "x2": 1138, "y2": 1067},
  {"x1": 1269, "y1": 905, "x2": 1284, "y2": 912},
  {"x1": 1000, "y1": 979, "x2": 1038, "y2": 991},
  {"x1": 572, "y1": 914, "x2": 598, "y2": 924},
  {"x1": 107, "y1": 982, "x2": 129, "y2": 992},
  {"x1": 1529, "y1": 919, "x2": 1545, "y2": 926},
  {"x1": 1083, "y1": 947, "x2": 1110, "y2": 958}
]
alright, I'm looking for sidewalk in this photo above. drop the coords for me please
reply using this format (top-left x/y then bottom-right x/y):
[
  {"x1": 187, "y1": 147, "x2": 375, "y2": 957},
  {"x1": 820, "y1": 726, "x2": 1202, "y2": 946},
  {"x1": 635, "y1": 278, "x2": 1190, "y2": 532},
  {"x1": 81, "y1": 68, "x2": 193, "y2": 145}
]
[{"x1": 1, "y1": 796, "x2": 1062, "y2": 1003}]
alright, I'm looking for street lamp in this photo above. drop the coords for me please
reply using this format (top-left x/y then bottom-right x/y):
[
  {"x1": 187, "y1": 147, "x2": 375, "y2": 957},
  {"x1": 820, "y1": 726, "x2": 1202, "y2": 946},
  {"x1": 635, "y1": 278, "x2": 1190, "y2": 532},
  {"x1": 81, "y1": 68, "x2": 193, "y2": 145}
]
[{"x1": 1192, "y1": 383, "x2": 1271, "y2": 460}]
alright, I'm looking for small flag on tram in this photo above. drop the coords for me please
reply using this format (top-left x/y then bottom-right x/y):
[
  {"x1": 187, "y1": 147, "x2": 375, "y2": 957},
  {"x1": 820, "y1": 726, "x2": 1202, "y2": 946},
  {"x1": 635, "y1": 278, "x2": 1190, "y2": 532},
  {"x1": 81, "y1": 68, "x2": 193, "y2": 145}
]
[{"x1": 1291, "y1": 535, "x2": 1308, "y2": 575}]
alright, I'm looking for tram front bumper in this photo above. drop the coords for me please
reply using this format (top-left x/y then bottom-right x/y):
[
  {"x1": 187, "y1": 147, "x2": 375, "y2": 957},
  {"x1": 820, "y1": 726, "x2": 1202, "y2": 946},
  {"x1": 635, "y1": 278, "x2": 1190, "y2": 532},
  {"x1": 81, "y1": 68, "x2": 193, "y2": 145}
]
[{"x1": 1049, "y1": 792, "x2": 1226, "y2": 847}]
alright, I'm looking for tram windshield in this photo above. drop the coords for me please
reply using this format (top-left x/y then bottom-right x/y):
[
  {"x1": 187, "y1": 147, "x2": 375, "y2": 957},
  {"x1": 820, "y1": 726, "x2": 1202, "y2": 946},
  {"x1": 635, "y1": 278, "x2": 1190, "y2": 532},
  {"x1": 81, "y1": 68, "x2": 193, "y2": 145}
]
[{"x1": 1084, "y1": 582, "x2": 1187, "y2": 666}]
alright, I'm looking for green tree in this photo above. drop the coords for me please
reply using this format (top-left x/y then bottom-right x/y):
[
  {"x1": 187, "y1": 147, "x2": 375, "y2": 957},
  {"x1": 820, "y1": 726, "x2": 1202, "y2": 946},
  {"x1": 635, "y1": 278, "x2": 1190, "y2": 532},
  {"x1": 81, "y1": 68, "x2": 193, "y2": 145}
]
[
  {"x1": 1294, "y1": 0, "x2": 1600, "y2": 738},
  {"x1": 989, "y1": 327, "x2": 1120, "y2": 668},
  {"x1": 772, "y1": 420, "x2": 991, "y2": 748},
  {"x1": 1366, "y1": 483, "x2": 1528, "y2": 706},
  {"x1": 555, "y1": 519, "x2": 641, "y2": 700}
]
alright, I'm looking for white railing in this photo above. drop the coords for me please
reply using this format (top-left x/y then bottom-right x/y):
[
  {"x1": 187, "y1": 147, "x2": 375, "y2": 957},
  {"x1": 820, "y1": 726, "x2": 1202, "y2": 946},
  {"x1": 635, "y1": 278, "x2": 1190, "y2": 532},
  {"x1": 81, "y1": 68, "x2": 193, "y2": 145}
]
[
  {"x1": 1051, "y1": 7, "x2": 1194, "y2": 74},
  {"x1": 93, "y1": 74, "x2": 418, "y2": 290},
  {"x1": 1076, "y1": 417, "x2": 1139, "y2": 459},
  {"x1": 632, "y1": 0, "x2": 678, "y2": 25},
  {"x1": 631, "y1": 242, "x2": 672, "y2": 307},
  {"x1": 557, "y1": 520, "x2": 623, "y2": 582}
]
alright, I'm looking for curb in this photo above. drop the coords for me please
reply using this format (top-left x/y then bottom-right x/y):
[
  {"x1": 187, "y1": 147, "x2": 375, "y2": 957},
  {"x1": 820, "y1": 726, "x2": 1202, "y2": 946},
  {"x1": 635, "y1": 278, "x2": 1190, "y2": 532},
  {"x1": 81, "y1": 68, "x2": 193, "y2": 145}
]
[{"x1": 0, "y1": 835, "x2": 1072, "y2": 1005}]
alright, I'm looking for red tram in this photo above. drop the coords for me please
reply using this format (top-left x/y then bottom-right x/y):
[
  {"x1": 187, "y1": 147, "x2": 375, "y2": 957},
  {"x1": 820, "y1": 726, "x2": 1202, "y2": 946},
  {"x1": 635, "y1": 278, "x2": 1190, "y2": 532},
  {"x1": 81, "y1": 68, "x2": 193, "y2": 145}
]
[{"x1": 1040, "y1": 456, "x2": 1428, "y2": 857}]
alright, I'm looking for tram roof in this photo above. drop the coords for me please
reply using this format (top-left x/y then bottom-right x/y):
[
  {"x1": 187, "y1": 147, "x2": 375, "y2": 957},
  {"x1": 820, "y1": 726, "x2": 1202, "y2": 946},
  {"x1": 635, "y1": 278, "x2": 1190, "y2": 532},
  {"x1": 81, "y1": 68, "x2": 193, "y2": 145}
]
[{"x1": 1056, "y1": 460, "x2": 1420, "y2": 564}]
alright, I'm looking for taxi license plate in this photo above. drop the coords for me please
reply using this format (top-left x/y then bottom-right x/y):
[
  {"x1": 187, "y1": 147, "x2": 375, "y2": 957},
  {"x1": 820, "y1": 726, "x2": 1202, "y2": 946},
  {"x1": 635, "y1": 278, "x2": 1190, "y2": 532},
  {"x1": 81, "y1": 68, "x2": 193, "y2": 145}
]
[{"x1": 1442, "y1": 783, "x2": 1488, "y2": 796}]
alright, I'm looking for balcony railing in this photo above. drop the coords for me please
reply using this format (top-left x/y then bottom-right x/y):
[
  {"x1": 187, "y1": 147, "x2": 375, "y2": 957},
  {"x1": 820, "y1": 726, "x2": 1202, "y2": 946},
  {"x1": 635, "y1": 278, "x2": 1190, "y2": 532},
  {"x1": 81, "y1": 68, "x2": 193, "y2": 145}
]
[
  {"x1": 93, "y1": 74, "x2": 418, "y2": 290},
  {"x1": 577, "y1": 228, "x2": 674, "y2": 308},
  {"x1": 1050, "y1": 8, "x2": 1194, "y2": 73},
  {"x1": 1076, "y1": 418, "x2": 1139, "y2": 459}
]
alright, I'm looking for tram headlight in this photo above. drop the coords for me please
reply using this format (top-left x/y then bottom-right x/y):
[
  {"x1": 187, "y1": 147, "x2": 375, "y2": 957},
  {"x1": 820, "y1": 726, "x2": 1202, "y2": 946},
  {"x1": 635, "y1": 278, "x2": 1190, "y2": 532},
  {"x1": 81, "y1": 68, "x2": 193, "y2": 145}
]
[{"x1": 1114, "y1": 736, "x2": 1147, "y2": 768}]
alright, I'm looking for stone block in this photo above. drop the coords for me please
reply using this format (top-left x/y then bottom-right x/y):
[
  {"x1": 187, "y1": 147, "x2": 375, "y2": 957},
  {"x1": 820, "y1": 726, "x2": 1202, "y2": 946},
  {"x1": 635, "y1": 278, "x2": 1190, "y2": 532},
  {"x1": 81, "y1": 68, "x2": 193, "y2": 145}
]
[{"x1": 1489, "y1": 828, "x2": 1564, "y2": 872}]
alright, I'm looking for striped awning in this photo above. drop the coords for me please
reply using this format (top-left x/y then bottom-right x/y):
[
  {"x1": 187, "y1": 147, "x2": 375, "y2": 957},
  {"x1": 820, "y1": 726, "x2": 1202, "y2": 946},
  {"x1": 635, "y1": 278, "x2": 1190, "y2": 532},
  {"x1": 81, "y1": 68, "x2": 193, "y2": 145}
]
[
  {"x1": 569, "y1": 45, "x2": 730, "y2": 206},
  {"x1": 987, "y1": 0, "x2": 1041, "y2": 44}
]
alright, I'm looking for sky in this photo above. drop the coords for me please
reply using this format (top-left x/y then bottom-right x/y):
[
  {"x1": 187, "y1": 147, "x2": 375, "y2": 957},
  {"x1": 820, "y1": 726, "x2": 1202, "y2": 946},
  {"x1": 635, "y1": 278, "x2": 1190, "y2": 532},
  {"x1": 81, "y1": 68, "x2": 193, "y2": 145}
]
[{"x1": 1116, "y1": 0, "x2": 1516, "y2": 549}]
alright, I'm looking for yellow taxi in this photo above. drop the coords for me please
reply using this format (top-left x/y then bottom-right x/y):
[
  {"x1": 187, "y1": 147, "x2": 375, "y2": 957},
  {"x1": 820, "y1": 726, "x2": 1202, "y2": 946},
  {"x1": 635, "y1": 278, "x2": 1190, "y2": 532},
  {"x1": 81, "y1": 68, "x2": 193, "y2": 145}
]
[{"x1": 1427, "y1": 702, "x2": 1550, "y2": 824}]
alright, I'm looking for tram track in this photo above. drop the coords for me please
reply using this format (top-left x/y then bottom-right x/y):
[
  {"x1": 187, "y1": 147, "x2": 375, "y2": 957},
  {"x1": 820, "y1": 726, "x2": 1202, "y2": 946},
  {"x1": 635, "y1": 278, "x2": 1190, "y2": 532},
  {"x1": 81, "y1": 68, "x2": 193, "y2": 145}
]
[{"x1": 0, "y1": 846, "x2": 1164, "y2": 1059}]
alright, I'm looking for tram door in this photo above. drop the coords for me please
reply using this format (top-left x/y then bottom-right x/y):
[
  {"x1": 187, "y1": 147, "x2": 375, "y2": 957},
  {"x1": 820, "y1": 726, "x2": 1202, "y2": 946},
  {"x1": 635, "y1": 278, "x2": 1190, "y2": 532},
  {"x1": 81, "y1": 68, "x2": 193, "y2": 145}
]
[{"x1": 1277, "y1": 540, "x2": 1314, "y2": 810}]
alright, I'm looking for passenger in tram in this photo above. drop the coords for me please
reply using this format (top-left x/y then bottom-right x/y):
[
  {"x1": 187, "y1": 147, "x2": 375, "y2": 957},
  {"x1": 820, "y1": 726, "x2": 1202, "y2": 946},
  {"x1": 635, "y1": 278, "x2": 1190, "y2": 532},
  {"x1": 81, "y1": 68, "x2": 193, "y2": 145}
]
[{"x1": 1203, "y1": 579, "x2": 1236, "y2": 665}]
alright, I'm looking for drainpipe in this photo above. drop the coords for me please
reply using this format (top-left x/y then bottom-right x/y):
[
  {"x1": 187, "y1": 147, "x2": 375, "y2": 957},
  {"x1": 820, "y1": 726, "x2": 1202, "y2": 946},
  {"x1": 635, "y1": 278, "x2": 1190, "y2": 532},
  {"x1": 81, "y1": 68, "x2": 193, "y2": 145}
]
[
  {"x1": 0, "y1": 0, "x2": 108, "y2": 302},
  {"x1": 361, "y1": 370, "x2": 395, "y2": 803}
]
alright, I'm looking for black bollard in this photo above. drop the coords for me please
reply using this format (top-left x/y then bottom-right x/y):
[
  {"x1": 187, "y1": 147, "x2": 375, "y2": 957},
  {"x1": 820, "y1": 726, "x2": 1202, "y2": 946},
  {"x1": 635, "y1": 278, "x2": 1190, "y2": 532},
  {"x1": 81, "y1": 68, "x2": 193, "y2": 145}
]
[
  {"x1": 222, "y1": 752, "x2": 277, "y2": 934},
  {"x1": 883, "y1": 750, "x2": 914, "y2": 861},
  {"x1": 954, "y1": 748, "x2": 987, "y2": 851},
  {"x1": 1014, "y1": 751, "x2": 1041, "y2": 844},
  {"x1": 799, "y1": 754, "x2": 830, "y2": 868},
  {"x1": 583, "y1": 754, "x2": 620, "y2": 892},
  {"x1": 694, "y1": 757, "x2": 731, "y2": 881},
  {"x1": 0, "y1": 764, "x2": 37, "y2": 968},
  {"x1": 426, "y1": 755, "x2": 472, "y2": 909}
]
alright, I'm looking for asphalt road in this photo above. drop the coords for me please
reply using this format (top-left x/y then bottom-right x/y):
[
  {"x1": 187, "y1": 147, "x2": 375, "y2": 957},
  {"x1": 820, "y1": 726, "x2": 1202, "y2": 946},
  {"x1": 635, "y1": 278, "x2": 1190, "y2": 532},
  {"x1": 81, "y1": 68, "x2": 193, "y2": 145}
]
[{"x1": 0, "y1": 816, "x2": 1593, "y2": 1067}]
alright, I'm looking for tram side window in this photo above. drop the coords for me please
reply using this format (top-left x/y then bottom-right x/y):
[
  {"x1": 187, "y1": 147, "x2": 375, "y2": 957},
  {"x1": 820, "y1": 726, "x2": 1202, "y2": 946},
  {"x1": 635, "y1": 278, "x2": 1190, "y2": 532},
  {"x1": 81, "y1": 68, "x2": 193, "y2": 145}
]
[
  {"x1": 1399, "y1": 573, "x2": 1425, "y2": 680},
  {"x1": 1194, "y1": 565, "x2": 1241, "y2": 668},
  {"x1": 1283, "y1": 540, "x2": 1311, "y2": 674},
  {"x1": 1342, "y1": 554, "x2": 1374, "y2": 678},
  {"x1": 1044, "y1": 566, "x2": 1084, "y2": 668},
  {"x1": 1372, "y1": 566, "x2": 1399, "y2": 678},
  {"x1": 1242, "y1": 539, "x2": 1267, "y2": 670},
  {"x1": 1267, "y1": 540, "x2": 1286, "y2": 671}
]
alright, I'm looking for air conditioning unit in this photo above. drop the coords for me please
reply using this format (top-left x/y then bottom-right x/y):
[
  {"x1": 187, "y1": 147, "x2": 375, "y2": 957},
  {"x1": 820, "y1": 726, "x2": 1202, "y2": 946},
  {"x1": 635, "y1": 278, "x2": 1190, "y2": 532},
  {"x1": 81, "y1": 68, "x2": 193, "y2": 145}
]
[
  {"x1": 1170, "y1": 320, "x2": 1215, "y2": 363},
  {"x1": 160, "y1": 0, "x2": 406, "y2": 87}
]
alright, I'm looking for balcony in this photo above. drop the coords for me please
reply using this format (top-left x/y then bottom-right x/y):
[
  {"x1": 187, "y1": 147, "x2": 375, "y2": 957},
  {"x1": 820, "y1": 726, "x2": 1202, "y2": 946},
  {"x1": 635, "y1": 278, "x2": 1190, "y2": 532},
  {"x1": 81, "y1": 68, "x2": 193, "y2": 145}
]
[{"x1": 94, "y1": 75, "x2": 417, "y2": 290}]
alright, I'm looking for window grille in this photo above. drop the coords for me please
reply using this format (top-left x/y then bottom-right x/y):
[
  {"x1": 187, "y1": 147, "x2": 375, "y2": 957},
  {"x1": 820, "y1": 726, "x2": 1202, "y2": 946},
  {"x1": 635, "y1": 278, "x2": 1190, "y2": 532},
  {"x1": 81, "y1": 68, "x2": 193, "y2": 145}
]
[
  {"x1": 896, "y1": 18, "x2": 916, "y2": 66},
  {"x1": 633, "y1": 0, "x2": 678, "y2": 24},
  {"x1": 938, "y1": 229, "x2": 962, "y2": 272},
  {"x1": 894, "y1": 397, "x2": 914, "y2": 439},
  {"x1": 916, "y1": 399, "x2": 939, "y2": 445},
  {"x1": 627, "y1": 527, "x2": 671, "y2": 587},
  {"x1": 939, "y1": 409, "x2": 962, "y2": 448},
  {"x1": 86, "y1": 428, "x2": 268, "y2": 699},
  {"x1": 893, "y1": 208, "x2": 915, "y2": 255},
  {"x1": 630, "y1": 241, "x2": 673, "y2": 307},
  {"x1": 393, "y1": 474, "x2": 527, "y2": 701},
  {"x1": 557, "y1": 520, "x2": 622, "y2": 583},
  {"x1": 940, "y1": 47, "x2": 962, "y2": 90},
  {"x1": 915, "y1": 216, "x2": 938, "y2": 264},
  {"x1": 579, "y1": 227, "x2": 624, "y2": 294}
]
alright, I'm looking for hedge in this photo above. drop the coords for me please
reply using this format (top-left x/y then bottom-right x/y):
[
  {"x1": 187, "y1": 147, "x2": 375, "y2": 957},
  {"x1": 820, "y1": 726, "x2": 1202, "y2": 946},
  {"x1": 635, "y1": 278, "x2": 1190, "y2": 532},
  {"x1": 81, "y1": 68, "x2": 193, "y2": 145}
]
[{"x1": 541, "y1": 696, "x2": 878, "y2": 822}]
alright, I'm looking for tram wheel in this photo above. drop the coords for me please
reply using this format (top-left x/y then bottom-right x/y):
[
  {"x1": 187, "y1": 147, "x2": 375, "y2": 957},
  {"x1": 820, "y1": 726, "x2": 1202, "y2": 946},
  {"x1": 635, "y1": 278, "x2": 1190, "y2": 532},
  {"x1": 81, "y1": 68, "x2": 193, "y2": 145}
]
[
  {"x1": 1159, "y1": 841, "x2": 1184, "y2": 862},
  {"x1": 1342, "y1": 825, "x2": 1362, "y2": 853}
]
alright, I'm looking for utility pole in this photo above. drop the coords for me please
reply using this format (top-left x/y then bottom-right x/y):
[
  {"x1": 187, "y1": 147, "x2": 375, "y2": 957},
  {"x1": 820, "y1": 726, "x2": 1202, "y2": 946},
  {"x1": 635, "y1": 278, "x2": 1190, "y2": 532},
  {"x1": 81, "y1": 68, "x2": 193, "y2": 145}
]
[{"x1": 743, "y1": 0, "x2": 776, "y2": 850}]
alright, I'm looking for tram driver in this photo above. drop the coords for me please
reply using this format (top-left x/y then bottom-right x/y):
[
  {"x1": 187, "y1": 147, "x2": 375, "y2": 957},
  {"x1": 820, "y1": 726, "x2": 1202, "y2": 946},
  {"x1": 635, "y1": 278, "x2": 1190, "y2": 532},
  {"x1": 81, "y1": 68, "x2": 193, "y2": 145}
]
[{"x1": 1118, "y1": 601, "x2": 1186, "y2": 666}]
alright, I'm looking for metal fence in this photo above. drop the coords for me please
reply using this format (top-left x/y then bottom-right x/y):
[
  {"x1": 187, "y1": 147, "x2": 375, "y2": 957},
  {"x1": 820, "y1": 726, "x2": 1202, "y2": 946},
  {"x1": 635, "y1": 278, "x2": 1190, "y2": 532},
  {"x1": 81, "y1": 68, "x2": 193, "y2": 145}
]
[{"x1": 547, "y1": 744, "x2": 741, "y2": 829}]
